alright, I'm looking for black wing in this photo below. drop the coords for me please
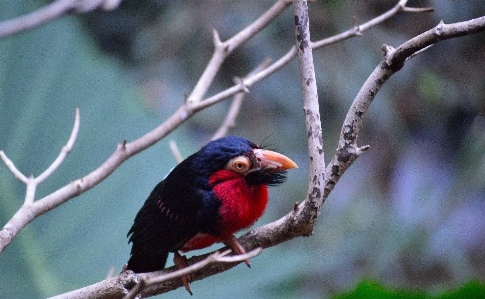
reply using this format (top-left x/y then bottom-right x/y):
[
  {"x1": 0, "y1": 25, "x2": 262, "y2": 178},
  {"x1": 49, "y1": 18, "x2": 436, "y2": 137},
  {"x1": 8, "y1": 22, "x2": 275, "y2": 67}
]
[{"x1": 127, "y1": 180, "x2": 200, "y2": 273}]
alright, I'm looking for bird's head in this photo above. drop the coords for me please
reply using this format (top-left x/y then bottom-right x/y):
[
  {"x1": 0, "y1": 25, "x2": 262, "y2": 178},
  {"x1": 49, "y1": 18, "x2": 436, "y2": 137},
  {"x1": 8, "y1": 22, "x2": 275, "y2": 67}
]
[{"x1": 190, "y1": 136, "x2": 298, "y2": 187}]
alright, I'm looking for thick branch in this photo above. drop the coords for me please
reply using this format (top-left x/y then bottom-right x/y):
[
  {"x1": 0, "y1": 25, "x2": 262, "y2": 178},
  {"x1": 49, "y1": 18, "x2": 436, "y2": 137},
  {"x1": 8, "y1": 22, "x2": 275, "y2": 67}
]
[
  {"x1": 324, "y1": 16, "x2": 485, "y2": 197},
  {"x1": 293, "y1": 0, "x2": 325, "y2": 227},
  {"x1": 124, "y1": 248, "x2": 263, "y2": 299},
  {"x1": 12, "y1": 1, "x2": 455, "y2": 298},
  {"x1": 117, "y1": 13, "x2": 485, "y2": 299}
]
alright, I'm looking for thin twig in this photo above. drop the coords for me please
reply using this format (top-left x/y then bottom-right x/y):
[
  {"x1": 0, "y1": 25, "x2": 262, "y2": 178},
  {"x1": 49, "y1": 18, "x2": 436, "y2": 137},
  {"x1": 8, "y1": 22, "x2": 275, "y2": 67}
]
[
  {"x1": 6, "y1": 2, "x2": 482, "y2": 298},
  {"x1": 36, "y1": 108, "x2": 80, "y2": 184},
  {"x1": 405, "y1": 44, "x2": 434, "y2": 62},
  {"x1": 0, "y1": 151, "x2": 28, "y2": 184},
  {"x1": 0, "y1": 0, "x2": 121, "y2": 39},
  {"x1": 0, "y1": 108, "x2": 80, "y2": 206},
  {"x1": 311, "y1": 1, "x2": 433, "y2": 48},
  {"x1": 187, "y1": 0, "x2": 292, "y2": 104},
  {"x1": 211, "y1": 93, "x2": 245, "y2": 141},
  {"x1": 211, "y1": 58, "x2": 273, "y2": 140},
  {"x1": 168, "y1": 140, "x2": 184, "y2": 164},
  {"x1": 0, "y1": 0, "x2": 442, "y2": 280},
  {"x1": 105, "y1": 266, "x2": 115, "y2": 280},
  {"x1": 195, "y1": 0, "x2": 434, "y2": 111},
  {"x1": 124, "y1": 248, "x2": 262, "y2": 299}
]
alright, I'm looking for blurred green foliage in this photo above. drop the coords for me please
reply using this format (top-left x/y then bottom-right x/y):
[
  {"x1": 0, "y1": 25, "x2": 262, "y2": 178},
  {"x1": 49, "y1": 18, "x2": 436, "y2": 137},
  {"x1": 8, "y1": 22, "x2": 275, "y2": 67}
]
[
  {"x1": 333, "y1": 280, "x2": 485, "y2": 299},
  {"x1": 1, "y1": 0, "x2": 485, "y2": 298}
]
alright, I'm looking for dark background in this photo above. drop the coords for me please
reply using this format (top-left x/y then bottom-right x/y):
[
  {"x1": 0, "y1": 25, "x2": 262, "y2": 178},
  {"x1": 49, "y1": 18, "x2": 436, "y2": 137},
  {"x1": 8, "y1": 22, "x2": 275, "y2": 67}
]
[{"x1": 1, "y1": 0, "x2": 484, "y2": 298}]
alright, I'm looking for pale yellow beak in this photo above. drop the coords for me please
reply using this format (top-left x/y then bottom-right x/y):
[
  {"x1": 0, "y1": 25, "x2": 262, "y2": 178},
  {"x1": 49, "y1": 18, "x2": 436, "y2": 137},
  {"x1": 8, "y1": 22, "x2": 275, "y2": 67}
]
[{"x1": 253, "y1": 149, "x2": 298, "y2": 172}]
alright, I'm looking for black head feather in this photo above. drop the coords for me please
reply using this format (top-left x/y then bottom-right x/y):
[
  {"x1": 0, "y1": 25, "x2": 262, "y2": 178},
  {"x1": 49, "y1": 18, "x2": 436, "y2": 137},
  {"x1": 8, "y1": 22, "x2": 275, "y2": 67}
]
[
  {"x1": 190, "y1": 136, "x2": 257, "y2": 177},
  {"x1": 190, "y1": 136, "x2": 288, "y2": 187}
]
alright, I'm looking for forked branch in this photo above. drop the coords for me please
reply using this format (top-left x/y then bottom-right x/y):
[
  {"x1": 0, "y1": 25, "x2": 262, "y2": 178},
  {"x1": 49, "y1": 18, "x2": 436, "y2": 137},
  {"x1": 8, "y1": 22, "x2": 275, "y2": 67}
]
[
  {"x1": 0, "y1": 108, "x2": 80, "y2": 251},
  {"x1": 115, "y1": 11, "x2": 485, "y2": 299},
  {"x1": 4, "y1": 1, "x2": 483, "y2": 298},
  {"x1": 122, "y1": 248, "x2": 262, "y2": 299}
]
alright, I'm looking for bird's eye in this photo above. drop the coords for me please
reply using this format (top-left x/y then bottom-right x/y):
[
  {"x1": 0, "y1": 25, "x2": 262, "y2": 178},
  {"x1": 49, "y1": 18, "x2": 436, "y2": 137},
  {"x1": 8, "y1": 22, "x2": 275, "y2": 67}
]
[{"x1": 228, "y1": 156, "x2": 251, "y2": 173}]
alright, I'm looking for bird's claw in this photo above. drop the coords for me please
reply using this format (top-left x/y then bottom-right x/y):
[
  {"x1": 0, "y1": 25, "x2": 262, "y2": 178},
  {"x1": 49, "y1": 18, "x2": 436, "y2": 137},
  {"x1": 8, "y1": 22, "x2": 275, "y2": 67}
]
[
  {"x1": 244, "y1": 259, "x2": 251, "y2": 268},
  {"x1": 173, "y1": 252, "x2": 193, "y2": 295},
  {"x1": 223, "y1": 235, "x2": 251, "y2": 267}
]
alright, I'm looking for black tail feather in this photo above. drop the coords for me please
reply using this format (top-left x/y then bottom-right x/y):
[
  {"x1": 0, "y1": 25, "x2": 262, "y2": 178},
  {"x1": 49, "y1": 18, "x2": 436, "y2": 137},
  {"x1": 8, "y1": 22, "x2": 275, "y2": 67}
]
[{"x1": 127, "y1": 250, "x2": 169, "y2": 273}]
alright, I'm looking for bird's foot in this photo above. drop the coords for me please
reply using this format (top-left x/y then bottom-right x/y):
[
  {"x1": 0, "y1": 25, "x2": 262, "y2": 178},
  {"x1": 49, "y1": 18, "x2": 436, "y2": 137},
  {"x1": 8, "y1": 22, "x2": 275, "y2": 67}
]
[
  {"x1": 223, "y1": 235, "x2": 251, "y2": 268},
  {"x1": 173, "y1": 251, "x2": 193, "y2": 295}
]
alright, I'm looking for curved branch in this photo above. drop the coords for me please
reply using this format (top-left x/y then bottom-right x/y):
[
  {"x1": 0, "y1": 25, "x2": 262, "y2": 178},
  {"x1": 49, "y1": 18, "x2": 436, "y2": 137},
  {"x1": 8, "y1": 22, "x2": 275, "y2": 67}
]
[
  {"x1": 36, "y1": 108, "x2": 80, "y2": 185},
  {"x1": 0, "y1": 109, "x2": 80, "y2": 251},
  {"x1": 123, "y1": 248, "x2": 263, "y2": 299},
  {"x1": 0, "y1": 150, "x2": 28, "y2": 184},
  {"x1": 211, "y1": 58, "x2": 273, "y2": 140},
  {"x1": 0, "y1": 0, "x2": 120, "y2": 39},
  {"x1": 116, "y1": 13, "x2": 485, "y2": 299},
  {"x1": 2, "y1": 1, "x2": 451, "y2": 297},
  {"x1": 323, "y1": 16, "x2": 485, "y2": 198},
  {"x1": 187, "y1": 0, "x2": 293, "y2": 104}
]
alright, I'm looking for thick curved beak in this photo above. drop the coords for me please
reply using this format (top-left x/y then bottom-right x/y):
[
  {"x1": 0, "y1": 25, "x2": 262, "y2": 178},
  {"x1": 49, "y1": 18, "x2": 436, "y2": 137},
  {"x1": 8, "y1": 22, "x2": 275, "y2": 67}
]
[{"x1": 253, "y1": 149, "x2": 298, "y2": 172}]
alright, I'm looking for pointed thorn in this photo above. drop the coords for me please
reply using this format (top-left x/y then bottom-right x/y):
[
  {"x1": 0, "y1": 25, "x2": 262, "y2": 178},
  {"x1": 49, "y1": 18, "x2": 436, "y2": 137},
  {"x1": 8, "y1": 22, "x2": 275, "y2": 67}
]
[
  {"x1": 184, "y1": 91, "x2": 189, "y2": 103},
  {"x1": 174, "y1": 252, "x2": 193, "y2": 295},
  {"x1": 212, "y1": 28, "x2": 222, "y2": 46}
]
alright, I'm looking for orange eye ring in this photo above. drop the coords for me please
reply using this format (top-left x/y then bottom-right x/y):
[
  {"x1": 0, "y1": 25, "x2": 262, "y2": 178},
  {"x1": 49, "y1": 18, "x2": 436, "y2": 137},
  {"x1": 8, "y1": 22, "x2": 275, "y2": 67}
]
[{"x1": 228, "y1": 156, "x2": 251, "y2": 173}]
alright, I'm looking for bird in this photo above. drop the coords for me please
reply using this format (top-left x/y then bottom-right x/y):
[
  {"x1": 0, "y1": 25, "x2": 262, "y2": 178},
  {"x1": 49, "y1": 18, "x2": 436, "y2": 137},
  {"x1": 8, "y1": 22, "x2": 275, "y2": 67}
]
[{"x1": 126, "y1": 136, "x2": 297, "y2": 293}]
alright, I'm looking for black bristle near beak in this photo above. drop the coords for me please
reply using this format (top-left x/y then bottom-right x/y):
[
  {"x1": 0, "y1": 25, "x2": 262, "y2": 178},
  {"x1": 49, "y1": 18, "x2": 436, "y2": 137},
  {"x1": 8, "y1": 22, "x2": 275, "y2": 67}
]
[{"x1": 245, "y1": 170, "x2": 288, "y2": 186}]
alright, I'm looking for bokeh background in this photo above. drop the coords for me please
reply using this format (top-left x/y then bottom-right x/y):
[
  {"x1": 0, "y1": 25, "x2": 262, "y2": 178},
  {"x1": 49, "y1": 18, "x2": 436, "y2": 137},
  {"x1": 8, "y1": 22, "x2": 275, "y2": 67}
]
[{"x1": 1, "y1": 0, "x2": 484, "y2": 298}]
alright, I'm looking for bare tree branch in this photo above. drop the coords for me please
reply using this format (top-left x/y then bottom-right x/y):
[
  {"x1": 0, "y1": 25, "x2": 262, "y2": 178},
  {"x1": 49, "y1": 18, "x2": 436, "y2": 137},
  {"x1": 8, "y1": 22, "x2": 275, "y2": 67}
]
[
  {"x1": 187, "y1": 0, "x2": 293, "y2": 104},
  {"x1": 104, "y1": 13, "x2": 485, "y2": 299},
  {"x1": 0, "y1": 0, "x2": 120, "y2": 39},
  {"x1": 194, "y1": 0, "x2": 434, "y2": 112},
  {"x1": 36, "y1": 108, "x2": 80, "y2": 185},
  {"x1": 168, "y1": 140, "x2": 184, "y2": 164},
  {"x1": 0, "y1": 108, "x2": 79, "y2": 205},
  {"x1": 310, "y1": 1, "x2": 433, "y2": 49},
  {"x1": 4, "y1": 1, "x2": 484, "y2": 298},
  {"x1": 323, "y1": 16, "x2": 485, "y2": 198},
  {"x1": 0, "y1": 108, "x2": 80, "y2": 250},
  {"x1": 211, "y1": 58, "x2": 273, "y2": 140},
  {"x1": 123, "y1": 248, "x2": 263, "y2": 299},
  {"x1": 293, "y1": 0, "x2": 325, "y2": 226},
  {"x1": 0, "y1": 151, "x2": 28, "y2": 184}
]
